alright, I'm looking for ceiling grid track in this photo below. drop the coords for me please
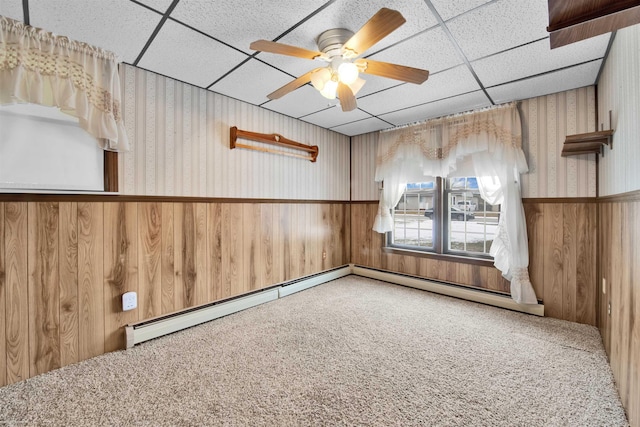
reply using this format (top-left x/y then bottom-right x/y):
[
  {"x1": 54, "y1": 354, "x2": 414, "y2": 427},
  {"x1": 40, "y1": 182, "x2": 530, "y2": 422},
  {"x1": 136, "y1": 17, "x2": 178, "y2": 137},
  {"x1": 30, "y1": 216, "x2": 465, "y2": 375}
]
[
  {"x1": 132, "y1": 0, "x2": 181, "y2": 66},
  {"x1": 21, "y1": 0, "x2": 29, "y2": 25},
  {"x1": 13, "y1": 0, "x2": 614, "y2": 136},
  {"x1": 210, "y1": 0, "x2": 337, "y2": 91},
  {"x1": 422, "y1": 0, "x2": 495, "y2": 105}
]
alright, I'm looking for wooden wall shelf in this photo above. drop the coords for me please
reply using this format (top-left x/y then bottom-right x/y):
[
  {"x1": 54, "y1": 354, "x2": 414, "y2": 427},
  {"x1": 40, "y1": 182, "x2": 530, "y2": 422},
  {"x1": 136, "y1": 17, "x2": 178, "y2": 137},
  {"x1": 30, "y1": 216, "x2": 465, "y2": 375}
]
[
  {"x1": 230, "y1": 126, "x2": 319, "y2": 162},
  {"x1": 561, "y1": 129, "x2": 614, "y2": 157},
  {"x1": 547, "y1": 0, "x2": 640, "y2": 48}
]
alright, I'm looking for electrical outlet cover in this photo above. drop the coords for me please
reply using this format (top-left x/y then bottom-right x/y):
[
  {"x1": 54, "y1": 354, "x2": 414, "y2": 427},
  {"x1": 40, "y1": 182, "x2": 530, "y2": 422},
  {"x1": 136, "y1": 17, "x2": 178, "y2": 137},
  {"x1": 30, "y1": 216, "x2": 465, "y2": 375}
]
[{"x1": 122, "y1": 291, "x2": 137, "y2": 311}]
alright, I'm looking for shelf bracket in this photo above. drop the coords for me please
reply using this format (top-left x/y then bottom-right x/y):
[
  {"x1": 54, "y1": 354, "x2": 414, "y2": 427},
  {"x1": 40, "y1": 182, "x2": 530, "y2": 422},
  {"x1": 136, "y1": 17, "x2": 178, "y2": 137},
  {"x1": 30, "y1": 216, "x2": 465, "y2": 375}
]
[{"x1": 230, "y1": 126, "x2": 319, "y2": 162}]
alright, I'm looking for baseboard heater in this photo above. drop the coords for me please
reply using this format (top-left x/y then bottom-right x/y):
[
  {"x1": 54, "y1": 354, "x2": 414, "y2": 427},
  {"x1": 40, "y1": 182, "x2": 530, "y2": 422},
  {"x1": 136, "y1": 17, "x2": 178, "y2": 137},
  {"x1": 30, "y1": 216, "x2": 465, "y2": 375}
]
[
  {"x1": 351, "y1": 265, "x2": 545, "y2": 317},
  {"x1": 125, "y1": 265, "x2": 352, "y2": 349},
  {"x1": 126, "y1": 264, "x2": 543, "y2": 349}
]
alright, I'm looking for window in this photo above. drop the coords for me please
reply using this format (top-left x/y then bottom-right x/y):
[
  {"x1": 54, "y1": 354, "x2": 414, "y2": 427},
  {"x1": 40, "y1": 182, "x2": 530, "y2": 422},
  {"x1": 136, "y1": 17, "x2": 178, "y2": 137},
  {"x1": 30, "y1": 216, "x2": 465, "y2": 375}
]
[
  {"x1": 389, "y1": 177, "x2": 500, "y2": 258},
  {"x1": 0, "y1": 103, "x2": 117, "y2": 192}
]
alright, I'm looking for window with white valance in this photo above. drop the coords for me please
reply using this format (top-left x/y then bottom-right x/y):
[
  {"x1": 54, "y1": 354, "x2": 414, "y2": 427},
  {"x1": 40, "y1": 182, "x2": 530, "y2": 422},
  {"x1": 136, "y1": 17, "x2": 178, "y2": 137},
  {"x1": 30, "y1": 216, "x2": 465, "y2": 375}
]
[
  {"x1": 0, "y1": 15, "x2": 128, "y2": 151},
  {"x1": 373, "y1": 103, "x2": 537, "y2": 305}
]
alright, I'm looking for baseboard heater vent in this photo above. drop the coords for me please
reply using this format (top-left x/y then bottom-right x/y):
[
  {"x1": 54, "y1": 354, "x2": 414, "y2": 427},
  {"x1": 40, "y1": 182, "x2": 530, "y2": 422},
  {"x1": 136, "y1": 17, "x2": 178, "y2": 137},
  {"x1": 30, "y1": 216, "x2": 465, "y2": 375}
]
[
  {"x1": 352, "y1": 265, "x2": 545, "y2": 317},
  {"x1": 125, "y1": 265, "x2": 352, "y2": 348}
]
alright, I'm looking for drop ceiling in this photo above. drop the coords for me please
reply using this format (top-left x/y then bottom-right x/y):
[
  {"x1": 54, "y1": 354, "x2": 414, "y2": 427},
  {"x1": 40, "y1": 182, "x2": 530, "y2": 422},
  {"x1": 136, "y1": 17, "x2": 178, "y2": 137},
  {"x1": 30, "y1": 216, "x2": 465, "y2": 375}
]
[{"x1": 0, "y1": 0, "x2": 612, "y2": 136}]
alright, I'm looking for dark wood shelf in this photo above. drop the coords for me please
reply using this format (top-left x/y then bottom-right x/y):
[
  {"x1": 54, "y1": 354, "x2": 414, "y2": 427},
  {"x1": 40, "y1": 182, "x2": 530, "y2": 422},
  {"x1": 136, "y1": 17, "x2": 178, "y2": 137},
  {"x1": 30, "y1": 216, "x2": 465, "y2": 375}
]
[{"x1": 561, "y1": 129, "x2": 614, "y2": 157}]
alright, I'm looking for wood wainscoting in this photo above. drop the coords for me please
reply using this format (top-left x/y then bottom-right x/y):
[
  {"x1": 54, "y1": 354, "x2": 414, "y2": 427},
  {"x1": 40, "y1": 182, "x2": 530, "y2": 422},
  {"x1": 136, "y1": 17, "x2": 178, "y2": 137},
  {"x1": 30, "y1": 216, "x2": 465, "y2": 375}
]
[
  {"x1": 598, "y1": 192, "x2": 640, "y2": 427},
  {"x1": 351, "y1": 200, "x2": 597, "y2": 325},
  {"x1": 0, "y1": 199, "x2": 350, "y2": 386}
]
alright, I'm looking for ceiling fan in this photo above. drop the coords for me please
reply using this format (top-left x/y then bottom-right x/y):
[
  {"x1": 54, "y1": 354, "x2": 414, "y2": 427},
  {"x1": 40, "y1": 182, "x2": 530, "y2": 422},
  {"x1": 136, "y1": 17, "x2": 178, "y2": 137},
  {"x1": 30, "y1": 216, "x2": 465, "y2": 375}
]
[{"x1": 250, "y1": 8, "x2": 430, "y2": 112}]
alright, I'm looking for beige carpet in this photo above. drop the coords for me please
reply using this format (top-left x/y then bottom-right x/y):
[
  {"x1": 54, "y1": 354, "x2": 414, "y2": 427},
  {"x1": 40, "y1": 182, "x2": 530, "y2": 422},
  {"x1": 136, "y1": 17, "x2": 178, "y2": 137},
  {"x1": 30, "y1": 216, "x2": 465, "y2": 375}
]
[{"x1": 0, "y1": 276, "x2": 628, "y2": 426}]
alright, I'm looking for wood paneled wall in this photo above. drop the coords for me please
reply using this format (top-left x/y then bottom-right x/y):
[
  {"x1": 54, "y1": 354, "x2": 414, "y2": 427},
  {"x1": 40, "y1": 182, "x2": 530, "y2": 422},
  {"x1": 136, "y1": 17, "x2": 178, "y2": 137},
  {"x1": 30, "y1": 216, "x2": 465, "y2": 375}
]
[
  {"x1": 350, "y1": 200, "x2": 597, "y2": 325},
  {"x1": 599, "y1": 196, "x2": 640, "y2": 427},
  {"x1": 0, "y1": 200, "x2": 350, "y2": 386}
]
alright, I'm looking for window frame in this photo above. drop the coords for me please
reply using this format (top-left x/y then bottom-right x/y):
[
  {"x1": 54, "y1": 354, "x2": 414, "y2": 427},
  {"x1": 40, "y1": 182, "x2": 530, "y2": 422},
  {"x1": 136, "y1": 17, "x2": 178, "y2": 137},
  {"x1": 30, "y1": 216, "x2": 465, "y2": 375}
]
[
  {"x1": 385, "y1": 177, "x2": 496, "y2": 266},
  {"x1": 0, "y1": 103, "x2": 119, "y2": 194}
]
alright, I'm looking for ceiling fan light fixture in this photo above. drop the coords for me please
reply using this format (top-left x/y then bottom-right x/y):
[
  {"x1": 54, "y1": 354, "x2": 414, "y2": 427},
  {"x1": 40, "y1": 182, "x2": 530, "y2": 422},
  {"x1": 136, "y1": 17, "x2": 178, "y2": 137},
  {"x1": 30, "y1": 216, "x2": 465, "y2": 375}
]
[
  {"x1": 347, "y1": 77, "x2": 366, "y2": 96},
  {"x1": 320, "y1": 79, "x2": 338, "y2": 99},
  {"x1": 338, "y1": 62, "x2": 359, "y2": 85},
  {"x1": 311, "y1": 68, "x2": 332, "y2": 91}
]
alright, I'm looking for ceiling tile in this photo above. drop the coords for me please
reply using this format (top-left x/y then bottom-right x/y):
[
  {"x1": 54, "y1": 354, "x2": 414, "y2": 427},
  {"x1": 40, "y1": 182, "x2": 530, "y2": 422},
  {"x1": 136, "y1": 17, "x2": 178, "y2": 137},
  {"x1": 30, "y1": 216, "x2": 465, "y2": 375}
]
[
  {"x1": 429, "y1": 0, "x2": 493, "y2": 21},
  {"x1": 331, "y1": 117, "x2": 391, "y2": 136},
  {"x1": 258, "y1": 1, "x2": 439, "y2": 76},
  {"x1": 379, "y1": 90, "x2": 490, "y2": 125},
  {"x1": 357, "y1": 65, "x2": 481, "y2": 116},
  {"x1": 263, "y1": 85, "x2": 335, "y2": 118},
  {"x1": 367, "y1": 27, "x2": 463, "y2": 74},
  {"x1": 28, "y1": 0, "x2": 162, "y2": 63},
  {"x1": 0, "y1": 0, "x2": 23, "y2": 21},
  {"x1": 301, "y1": 105, "x2": 371, "y2": 129},
  {"x1": 352, "y1": 75, "x2": 404, "y2": 98},
  {"x1": 487, "y1": 60, "x2": 602, "y2": 104},
  {"x1": 446, "y1": 0, "x2": 549, "y2": 61},
  {"x1": 209, "y1": 59, "x2": 296, "y2": 106},
  {"x1": 473, "y1": 34, "x2": 610, "y2": 88},
  {"x1": 170, "y1": 1, "x2": 327, "y2": 54},
  {"x1": 138, "y1": 20, "x2": 249, "y2": 88},
  {"x1": 135, "y1": 0, "x2": 174, "y2": 13}
]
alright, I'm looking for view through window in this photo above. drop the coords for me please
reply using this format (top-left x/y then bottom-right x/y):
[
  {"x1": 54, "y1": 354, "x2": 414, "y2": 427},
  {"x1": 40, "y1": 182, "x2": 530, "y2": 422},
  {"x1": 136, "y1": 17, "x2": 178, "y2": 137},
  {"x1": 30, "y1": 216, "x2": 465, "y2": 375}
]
[{"x1": 390, "y1": 177, "x2": 500, "y2": 257}]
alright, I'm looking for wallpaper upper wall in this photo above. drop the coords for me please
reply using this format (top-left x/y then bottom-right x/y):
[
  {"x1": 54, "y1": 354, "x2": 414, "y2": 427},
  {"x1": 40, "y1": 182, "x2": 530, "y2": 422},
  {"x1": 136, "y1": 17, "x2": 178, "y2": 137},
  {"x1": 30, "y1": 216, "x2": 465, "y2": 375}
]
[
  {"x1": 597, "y1": 25, "x2": 640, "y2": 197},
  {"x1": 351, "y1": 86, "x2": 597, "y2": 201},
  {"x1": 119, "y1": 65, "x2": 350, "y2": 200},
  {"x1": 519, "y1": 86, "x2": 597, "y2": 198}
]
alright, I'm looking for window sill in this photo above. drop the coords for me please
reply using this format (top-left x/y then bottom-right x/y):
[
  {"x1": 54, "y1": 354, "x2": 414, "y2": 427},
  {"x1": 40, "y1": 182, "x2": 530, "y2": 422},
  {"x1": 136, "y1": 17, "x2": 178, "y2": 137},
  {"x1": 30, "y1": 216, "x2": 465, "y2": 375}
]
[{"x1": 382, "y1": 246, "x2": 495, "y2": 267}]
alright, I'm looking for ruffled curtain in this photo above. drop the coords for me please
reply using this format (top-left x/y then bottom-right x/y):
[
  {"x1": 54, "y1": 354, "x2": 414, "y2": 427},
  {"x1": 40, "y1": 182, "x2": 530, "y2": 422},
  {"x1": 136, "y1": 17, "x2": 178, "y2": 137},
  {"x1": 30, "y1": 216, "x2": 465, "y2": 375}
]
[
  {"x1": 0, "y1": 16, "x2": 129, "y2": 151},
  {"x1": 374, "y1": 103, "x2": 537, "y2": 305}
]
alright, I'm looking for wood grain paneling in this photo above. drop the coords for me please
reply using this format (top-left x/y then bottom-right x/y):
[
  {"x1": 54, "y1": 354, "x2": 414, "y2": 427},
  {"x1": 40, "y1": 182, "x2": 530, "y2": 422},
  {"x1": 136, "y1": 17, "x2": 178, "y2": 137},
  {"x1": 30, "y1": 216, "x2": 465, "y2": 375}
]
[
  {"x1": 243, "y1": 203, "x2": 260, "y2": 292},
  {"x1": 599, "y1": 197, "x2": 640, "y2": 427},
  {"x1": 260, "y1": 204, "x2": 273, "y2": 286},
  {"x1": 138, "y1": 203, "x2": 161, "y2": 320},
  {"x1": 562, "y1": 203, "x2": 577, "y2": 322},
  {"x1": 161, "y1": 203, "x2": 175, "y2": 314},
  {"x1": 0, "y1": 200, "x2": 348, "y2": 384},
  {"x1": 194, "y1": 204, "x2": 207, "y2": 305},
  {"x1": 104, "y1": 203, "x2": 138, "y2": 352},
  {"x1": 351, "y1": 201, "x2": 597, "y2": 324},
  {"x1": 0, "y1": 203, "x2": 5, "y2": 387},
  {"x1": 58, "y1": 202, "x2": 78, "y2": 367},
  {"x1": 5, "y1": 202, "x2": 29, "y2": 384},
  {"x1": 543, "y1": 204, "x2": 564, "y2": 318},
  {"x1": 221, "y1": 203, "x2": 242, "y2": 299},
  {"x1": 78, "y1": 202, "x2": 104, "y2": 361},
  {"x1": 28, "y1": 202, "x2": 60, "y2": 376},
  {"x1": 576, "y1": 203, "x2": 596, "y2": 325},
  {"x1": 207, "y1": 203, "x2": 222, "y2": 301}
]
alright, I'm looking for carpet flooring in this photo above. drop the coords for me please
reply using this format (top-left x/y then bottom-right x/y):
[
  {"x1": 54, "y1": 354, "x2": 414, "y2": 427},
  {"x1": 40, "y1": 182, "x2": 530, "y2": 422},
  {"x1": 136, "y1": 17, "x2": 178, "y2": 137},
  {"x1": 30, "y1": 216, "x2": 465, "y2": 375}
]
[{"x1": 0, "y1": 276, "x2": 628, "y2": 426}]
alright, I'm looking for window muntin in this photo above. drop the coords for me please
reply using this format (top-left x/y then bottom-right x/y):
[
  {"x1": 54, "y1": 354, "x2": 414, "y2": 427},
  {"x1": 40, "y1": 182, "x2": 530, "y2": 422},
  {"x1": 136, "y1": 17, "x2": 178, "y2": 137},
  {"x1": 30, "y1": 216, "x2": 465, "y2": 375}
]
[{"x1": 390, "y1": 177, "x2": 500, "y2": 258}]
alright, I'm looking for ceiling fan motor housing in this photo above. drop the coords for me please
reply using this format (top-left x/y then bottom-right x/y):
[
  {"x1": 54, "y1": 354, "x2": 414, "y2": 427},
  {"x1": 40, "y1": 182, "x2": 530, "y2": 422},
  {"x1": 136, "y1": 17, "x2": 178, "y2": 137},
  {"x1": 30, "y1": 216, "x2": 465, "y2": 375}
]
[{"x1": 316, "y1": 28, "x2": 354, "y2": 58}]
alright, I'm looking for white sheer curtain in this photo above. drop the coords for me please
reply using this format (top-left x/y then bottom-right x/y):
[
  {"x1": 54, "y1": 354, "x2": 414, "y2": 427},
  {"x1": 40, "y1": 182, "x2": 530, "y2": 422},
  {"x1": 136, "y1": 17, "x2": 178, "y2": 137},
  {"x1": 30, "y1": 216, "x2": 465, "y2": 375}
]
[
  {"x1": 0, "y1": 16, "x2": 129, "y2": 151},
  {"x1": 373, "y1": 103, "x2": 537, "y2": 304}
]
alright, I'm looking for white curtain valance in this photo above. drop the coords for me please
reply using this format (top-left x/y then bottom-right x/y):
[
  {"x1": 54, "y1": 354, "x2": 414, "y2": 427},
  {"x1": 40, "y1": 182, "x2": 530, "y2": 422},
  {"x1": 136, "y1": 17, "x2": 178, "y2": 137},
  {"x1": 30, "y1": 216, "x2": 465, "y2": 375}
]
[
  {"x1": 373, "y1": 103, "x2": 537, "y2": 305},
  {"x1": 0, "y1": 16, "x2": 129, "y2": 151}
]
